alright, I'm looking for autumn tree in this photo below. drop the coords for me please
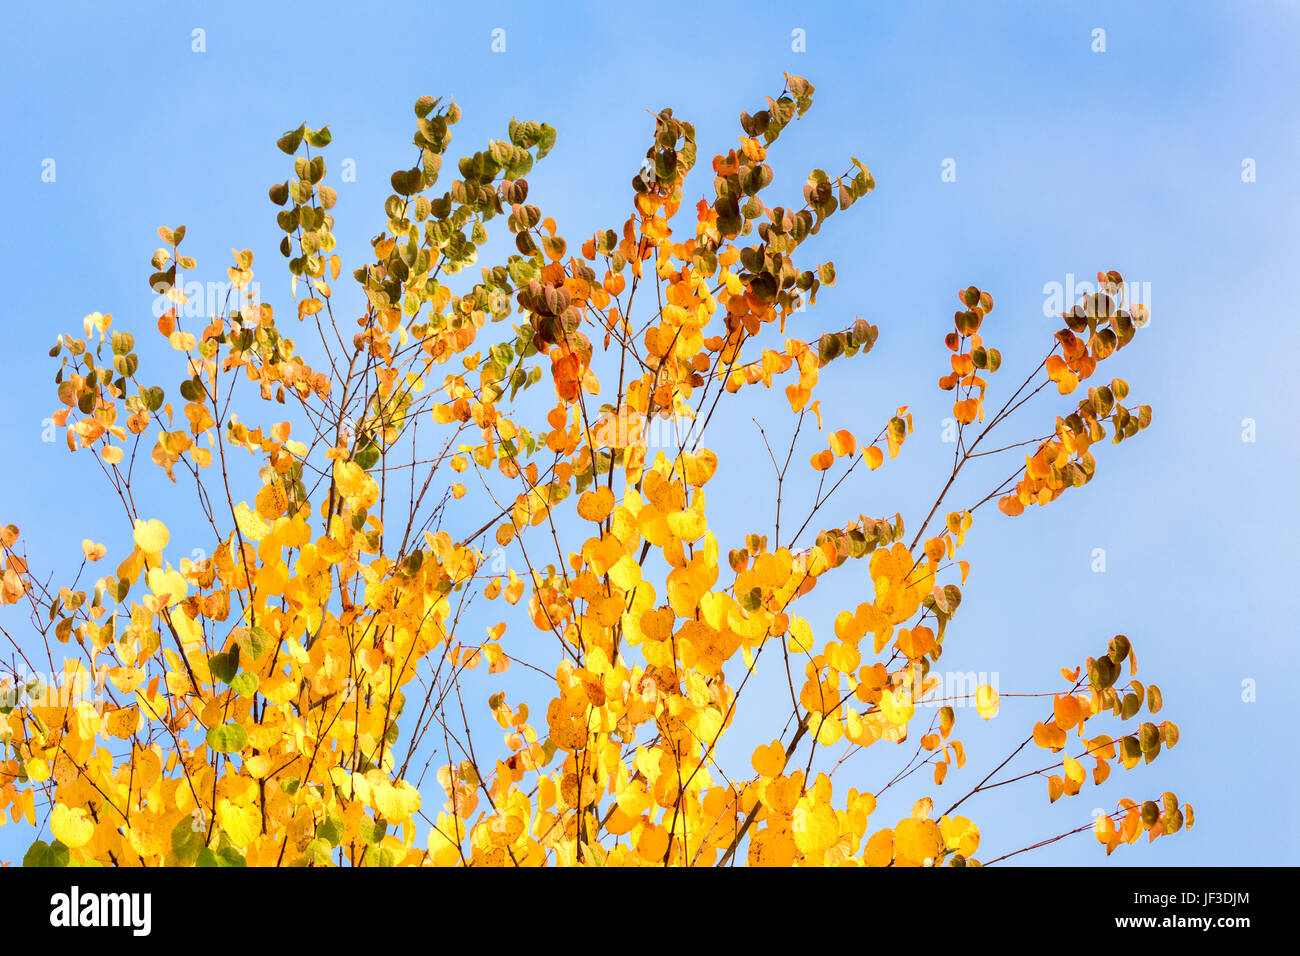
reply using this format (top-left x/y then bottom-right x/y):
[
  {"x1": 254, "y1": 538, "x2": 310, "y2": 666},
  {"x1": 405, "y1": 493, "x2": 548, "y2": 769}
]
[{"x1": 0, "y1": 76, "x2": 1188, "y2": 867}]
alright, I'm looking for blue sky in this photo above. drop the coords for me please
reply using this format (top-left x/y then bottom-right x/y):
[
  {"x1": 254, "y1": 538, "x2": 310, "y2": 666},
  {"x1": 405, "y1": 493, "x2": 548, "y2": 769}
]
[{"x1": 1, "y1": 0, "x2": 1296, "y2": 866}]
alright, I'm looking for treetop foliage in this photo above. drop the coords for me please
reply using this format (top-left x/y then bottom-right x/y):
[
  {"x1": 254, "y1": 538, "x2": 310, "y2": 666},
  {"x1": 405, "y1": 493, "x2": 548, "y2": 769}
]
[{"x1": 0, "y1": 75, "x2": 1185, "y2": 867}]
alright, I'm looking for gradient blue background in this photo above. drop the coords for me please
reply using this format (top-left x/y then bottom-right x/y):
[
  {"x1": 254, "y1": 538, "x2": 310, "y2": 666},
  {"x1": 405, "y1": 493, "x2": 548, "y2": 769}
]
[{"x1": 1, "y1": 0, "x2": 1295, "y2": 866}]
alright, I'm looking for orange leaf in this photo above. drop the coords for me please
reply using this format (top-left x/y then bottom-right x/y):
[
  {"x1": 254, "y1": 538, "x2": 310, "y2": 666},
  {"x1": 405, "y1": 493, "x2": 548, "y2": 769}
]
[
  {"x1": 577, "y1": 487, "x2": 616, "y2": 523},
  {"x1": 828, "y1": 429, "x2": 857, "y2": 457}
]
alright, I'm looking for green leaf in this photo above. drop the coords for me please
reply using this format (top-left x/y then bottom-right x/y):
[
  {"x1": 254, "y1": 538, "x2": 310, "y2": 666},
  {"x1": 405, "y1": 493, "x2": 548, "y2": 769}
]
[
  {"x1": 277, "y1": 125, "x2": 305, "y2": 155},
  {"x1": 1138, "y1": 721, "x2": 1161, "y2": 753},
  {"x1": 206, "y1": 723, "x2": 248, "y2": 754},
  {"x1": 197, "y1": 846, "x2": 247, "y2": 867},
  {"x1": 209, "y1": 647, "x2": 239, "y2": 684},
  {"x1": 236, "y1": 625, "x2": 271, "y2": 660},
  {"x1": 1087, "y1": 655, "x2": 1118, "y2": 690},
  {"x1": 304, "y1": 838, "x2": 332, "y2": 865},
  {"x1": 358, "y1": 817, "x2": 387, "y2": 845},
  {"x1": 818, "y1": 333, "x2": 845, "y2": 364},
  {"x1": 1120, "y1": 693, "x2": 1141, "y2": 721},
  {"x1": 1107, "y1": 634, "x2": 1131, "y2": 664},
  {"x1": 317, "y1": 814, "x2": 345, "y2": 847},
  {"x1": 363, "y1": 845, "x2": 397, "y2": 867},
  {"x1": 179, "y1": 377, "x2": 205, "y2": 402},
  {"x1": 355, "y1": 440, "x2": 380, "y2": 470},
  {"x1": 535, "y1": 124, "x2": 557, "y2": 160},
  {"x1": 391, "y1": 168, "x2": 423, "y2": 196},
  {"x1": 23, "y1": 839, "x2": 71, "y2": 867},
  {"x1": 171, "y1": 816, "x2": 203, "y2": 863},
  {"x1": 230, "y1": 671, "x2": 259, "y2": 699}
]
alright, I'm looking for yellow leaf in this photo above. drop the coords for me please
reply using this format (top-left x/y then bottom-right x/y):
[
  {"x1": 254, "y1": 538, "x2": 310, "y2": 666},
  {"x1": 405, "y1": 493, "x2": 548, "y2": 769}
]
[
  {"x1": 811, "y1": 713, "x2": 843, "y2": 746},
  {"x1": 975, "y1": 685, "x2": 1000, "y2": 719},
  {"x1": 109, "y1": 666, "x2": 146, "y2": 694},
  {"x1": 894, "y1": 818, "x2": 942, "y2": 866},
  {"x1": 133, "y1": 518, "x2": 169, "y2": 554},
  {"x1": 681, "y1": 450, "x2": 718, "y2": 487},
  {"x1": 607, "y1": 555, "x2": 642, "y2": 591},
  {"x1": 939, "y1": 815, "x2": 980, "y2": 857},
  {"x1": 665, "y1": 510, "x2": 706, "y2": 542},
  {"x1": 146, "y1": 566, "x2": 188, "y2": 605},
  {"x1": 375, "y1": 779, "x2": 422, "y2": 822},
  {"x1": 792, "y1": 801, "x2": 839, "y2": 854},
  {"x1": 1064, "y1": 756, "x2": 1086, "y2": 785},
  {"x1": 863, "y1": 828, "x2": 893, "y2": 866},
  {"x1": 748, "y1": 828, "x2": 797, "y2": 867},
  {"x1": 787, "y1": 616, "x2": 815, "y2": 653},
  {"x1": 752, "y1": 741, "x2": 786, "y2": 778},
  {"x1": 255, "y1": 480, "x2": 288, "y2": 520},
  {"x1": 124, "y1": 823, "x2": 165, "y2": 860},
  {"x1": 504, "y1": 569, "x2": 524, "y2": 605},
  {"x1": 825, "y1": 641, "x2": 861, "y2": 673},
  {"x1": 216, "y1": 799, "x2": 260, "y2": 848},
  {"x1": 233, "y1": 502, "x2": 270, "y2": 542},
  {"x1": 636, "y1": 824, "x2": 670, "y2": 862},
  {"x1": 880, "y1": 686, "x2": 914, "y2": 726},
  {"x1": 1048, "y1": 775, "x2": 1065, "y2": 802},
  {"x1": 428, "y1": 813, "x2": 466, "y2": 864},
  {"x1": 334, "y1": 459, "x2": 380, "y2": 510},
  {"x1": 105, "y1": 706, "x2": 140, "y2": 739},
  {"x1": 51, "y1": 804, "x2": 95, "y2": 848}
]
